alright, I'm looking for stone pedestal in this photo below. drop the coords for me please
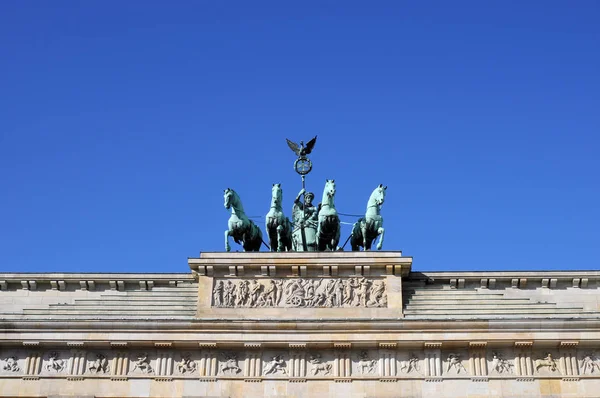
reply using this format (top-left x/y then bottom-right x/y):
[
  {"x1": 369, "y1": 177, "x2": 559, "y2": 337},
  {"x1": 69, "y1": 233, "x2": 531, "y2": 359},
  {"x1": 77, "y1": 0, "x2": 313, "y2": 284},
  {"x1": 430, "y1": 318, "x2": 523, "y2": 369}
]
[{"x1": 188, "y1": 251, "x2": 412, "y2": 321}]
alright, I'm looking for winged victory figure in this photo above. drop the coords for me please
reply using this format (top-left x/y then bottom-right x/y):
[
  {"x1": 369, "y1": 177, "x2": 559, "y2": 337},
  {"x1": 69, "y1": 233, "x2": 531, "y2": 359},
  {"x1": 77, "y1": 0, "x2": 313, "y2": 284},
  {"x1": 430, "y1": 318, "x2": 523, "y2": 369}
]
[{"x1": 286, "y1": 136, "x2": 317, "y2": 157}]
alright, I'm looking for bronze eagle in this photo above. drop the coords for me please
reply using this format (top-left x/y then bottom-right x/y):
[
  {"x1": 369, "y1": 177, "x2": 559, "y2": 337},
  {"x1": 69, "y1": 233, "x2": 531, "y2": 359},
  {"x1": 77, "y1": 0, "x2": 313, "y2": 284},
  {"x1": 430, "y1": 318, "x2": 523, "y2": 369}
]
[{"x1": 286, "y1": 135, "x2": 317, "y2": 157}]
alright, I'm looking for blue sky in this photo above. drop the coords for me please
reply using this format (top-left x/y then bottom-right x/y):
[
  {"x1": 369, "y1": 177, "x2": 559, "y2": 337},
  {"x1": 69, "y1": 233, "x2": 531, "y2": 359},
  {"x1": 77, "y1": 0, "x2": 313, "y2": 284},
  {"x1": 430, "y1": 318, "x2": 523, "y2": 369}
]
[{"x1": 1, "y1": 1, "x2": 598, "y2": 273}]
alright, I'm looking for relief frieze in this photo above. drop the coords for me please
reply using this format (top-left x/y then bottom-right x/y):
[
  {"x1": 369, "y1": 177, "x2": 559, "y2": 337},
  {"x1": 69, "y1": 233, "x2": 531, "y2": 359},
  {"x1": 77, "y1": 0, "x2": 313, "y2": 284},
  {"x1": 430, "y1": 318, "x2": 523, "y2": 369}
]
[
  {"x1": 3, "y1": 344, "x2": 600, "y2": 381},
  {"x1": 212, "y1": 277, "x2": 387, "y2": 308}
]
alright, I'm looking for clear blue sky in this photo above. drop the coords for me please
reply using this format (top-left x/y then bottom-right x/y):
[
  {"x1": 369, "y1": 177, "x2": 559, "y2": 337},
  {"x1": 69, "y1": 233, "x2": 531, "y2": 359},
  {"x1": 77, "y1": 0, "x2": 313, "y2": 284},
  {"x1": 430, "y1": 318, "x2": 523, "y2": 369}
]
[{"x1": 1, "y1": 2, "x2": 598, "y2": 273}]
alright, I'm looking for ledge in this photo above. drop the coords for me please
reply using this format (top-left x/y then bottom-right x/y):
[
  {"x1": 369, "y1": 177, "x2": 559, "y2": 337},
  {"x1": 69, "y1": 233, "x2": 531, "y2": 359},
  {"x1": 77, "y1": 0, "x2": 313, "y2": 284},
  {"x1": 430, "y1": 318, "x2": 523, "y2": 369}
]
[{"x1": 189, "y1": 251, "x2": 412, "y2": 277}]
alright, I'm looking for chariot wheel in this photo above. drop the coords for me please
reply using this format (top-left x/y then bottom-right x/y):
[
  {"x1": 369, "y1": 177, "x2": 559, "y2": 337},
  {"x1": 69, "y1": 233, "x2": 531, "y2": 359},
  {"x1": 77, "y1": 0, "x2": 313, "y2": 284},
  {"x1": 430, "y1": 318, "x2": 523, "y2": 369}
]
[{"x1": 289, "y1": 295, "x2": 303, "y2": 307}]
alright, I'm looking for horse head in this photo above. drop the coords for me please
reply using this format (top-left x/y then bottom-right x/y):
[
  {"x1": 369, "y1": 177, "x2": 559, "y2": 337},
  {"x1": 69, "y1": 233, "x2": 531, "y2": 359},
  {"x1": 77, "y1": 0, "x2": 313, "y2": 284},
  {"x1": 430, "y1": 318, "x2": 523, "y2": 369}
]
[
  {"x1": 324, "y1": 179, "x2": 336, "y2": 198},
  {"x1": 224, "y1": 188, "x2": 235, "y2": 210},
  {"x1": 271, "y1": 183, "x2": 282, "y2": 207},
  {"x1": 370, "y1": 184, "x2": 387, "y2": 207}
]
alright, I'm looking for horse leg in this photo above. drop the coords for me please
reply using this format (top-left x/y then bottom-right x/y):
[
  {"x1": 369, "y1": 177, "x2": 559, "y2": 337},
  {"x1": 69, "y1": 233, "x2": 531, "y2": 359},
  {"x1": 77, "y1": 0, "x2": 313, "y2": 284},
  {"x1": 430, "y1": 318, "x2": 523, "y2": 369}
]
[
  {"x1": 350, "y1": 223, "x2": 361, "y2": 251},
  {"x1": 265, "y1": 219, "x2": 274, "y2": 252},
  {"x1": 286, "y1": 220, "x2": 293, "y2": 251},
  {"x1": 276, "y1": 225, "x2": 284, "y2": 252},
  {"x1": 361, "y1": 224, "x2": 369, "y2": 250},
  {"x1": 316, "y1": 221, "x2": 322, "y2": 251},
  {"x1": 225, "y1": 230, "x2": 232, "y2": 252},
  {"x1": 350, "y1": 235, "x2": 360, "y2": 251},
  {"x1": 333, "y1": 223, "x2": 340, "y2": 251},
  {"x1": 267, "y1": 223, "x2": 276, "y2": 252},
  {"x1": 252, "y1": 225, "x2": 262, "y2": 252},
  {"x1": 376, "y1": 227, "x2": 385, "y2": 250},
  {"x1": 243, "y1": 229, "x2": 255, "y2": 252}
]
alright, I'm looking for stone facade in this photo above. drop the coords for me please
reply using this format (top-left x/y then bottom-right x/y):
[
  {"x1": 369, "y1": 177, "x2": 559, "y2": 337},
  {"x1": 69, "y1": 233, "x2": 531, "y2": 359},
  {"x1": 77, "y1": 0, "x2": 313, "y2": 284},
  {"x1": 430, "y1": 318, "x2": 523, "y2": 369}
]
[{"x1": 1, "y1": 252, "x2": 600, "y2": 397}]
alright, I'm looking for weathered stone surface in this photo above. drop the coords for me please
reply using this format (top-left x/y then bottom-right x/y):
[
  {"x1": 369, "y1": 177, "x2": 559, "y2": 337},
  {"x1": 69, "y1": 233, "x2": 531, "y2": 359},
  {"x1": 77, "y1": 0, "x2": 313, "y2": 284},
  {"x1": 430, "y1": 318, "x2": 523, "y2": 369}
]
[{"x1": 1, "y1": 252, "x2": 600, "y2": 397}]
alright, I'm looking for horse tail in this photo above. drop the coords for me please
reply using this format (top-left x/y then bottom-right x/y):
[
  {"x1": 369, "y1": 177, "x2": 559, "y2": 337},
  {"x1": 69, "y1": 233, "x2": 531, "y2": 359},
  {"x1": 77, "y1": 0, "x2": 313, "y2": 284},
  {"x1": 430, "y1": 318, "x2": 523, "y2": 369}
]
[{"x1": 349, "y1": 218, "x2": 365, "y2": 251}]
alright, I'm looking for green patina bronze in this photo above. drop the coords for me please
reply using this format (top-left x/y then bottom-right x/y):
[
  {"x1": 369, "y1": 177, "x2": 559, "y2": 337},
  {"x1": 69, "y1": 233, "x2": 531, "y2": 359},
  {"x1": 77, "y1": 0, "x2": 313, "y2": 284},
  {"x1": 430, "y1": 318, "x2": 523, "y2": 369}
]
[
  {"x1": 220, "y1": 136, "x2": 389, "y2": 252},
  {"x1": 351, "y1": 184, "x2": 386, "y2": 251},
  {"x1": 265, "y1": 183, "x2": 293, "y2": 252},
  {"x1": 291, "y1": 188, "x2": 318, "y2": 251},
  {"x1": 316, "y1": 179, "x2": 341, "y2": 251},
  {"x1": 224, "y1": 188, "x2": 262, "y2": 252}
]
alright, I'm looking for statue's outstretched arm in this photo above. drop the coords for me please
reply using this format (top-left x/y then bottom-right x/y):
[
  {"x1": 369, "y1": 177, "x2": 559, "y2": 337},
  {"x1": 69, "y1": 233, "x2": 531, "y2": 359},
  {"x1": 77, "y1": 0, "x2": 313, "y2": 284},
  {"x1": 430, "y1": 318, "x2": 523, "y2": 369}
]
[{"x1": 295, "y1": 188, "x2": 306, "y2": 203}]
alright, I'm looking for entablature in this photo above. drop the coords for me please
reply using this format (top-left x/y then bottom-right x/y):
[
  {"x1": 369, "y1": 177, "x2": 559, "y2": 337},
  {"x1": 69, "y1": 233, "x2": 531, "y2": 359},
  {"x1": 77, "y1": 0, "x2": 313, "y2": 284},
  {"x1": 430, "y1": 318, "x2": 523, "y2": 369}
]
[{"x1": 0, "y1": 273, "x2": 194, "y2": 292}]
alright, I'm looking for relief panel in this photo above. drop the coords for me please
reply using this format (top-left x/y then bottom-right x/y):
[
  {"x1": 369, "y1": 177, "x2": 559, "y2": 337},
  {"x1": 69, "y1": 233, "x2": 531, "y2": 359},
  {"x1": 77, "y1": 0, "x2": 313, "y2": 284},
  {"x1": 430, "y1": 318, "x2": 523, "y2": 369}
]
[
  {"x1": 212, "y1": 277, "x2": 387, "y2": 308},
  {"x1": 488, "y1": 351, "x2": 514, "y2": 375},
  {"x1": 0, "y1": 353, "x2": 22, "y2": 375},
  {"x1": 580, "y1": 352, "x2": 600, "y2": 375},
  {"x1": 354, "y1": 350, "x2": 378, "y2": 376}
]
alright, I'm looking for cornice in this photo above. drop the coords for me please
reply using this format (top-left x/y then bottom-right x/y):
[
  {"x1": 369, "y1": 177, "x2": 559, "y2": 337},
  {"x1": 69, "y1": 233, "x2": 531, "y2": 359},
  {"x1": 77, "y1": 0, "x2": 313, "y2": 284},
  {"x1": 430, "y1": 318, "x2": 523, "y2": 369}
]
[
  {"x1": 3, "y1": 318, "x2": 600, "y2": 332},
  {"x1": 412, "y1": 270, "x2": 600, "y2": 279},
  {"x1": 189, "y1": 251, "x2": 413, "y2": 278},
  {"x1": 0, "y1": 273, "x2": 194, "y2": 291}
]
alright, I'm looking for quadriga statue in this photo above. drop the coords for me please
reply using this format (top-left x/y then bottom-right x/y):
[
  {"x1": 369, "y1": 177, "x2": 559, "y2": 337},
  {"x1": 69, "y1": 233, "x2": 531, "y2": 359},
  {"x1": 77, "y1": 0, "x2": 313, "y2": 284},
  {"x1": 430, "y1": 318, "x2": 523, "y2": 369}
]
[
  {"x1": 351, "y1": 184, "x2": 386, "y2": 251},
  {"x1": 223, "y1": 188, "x2": 262, "y2": 252}
]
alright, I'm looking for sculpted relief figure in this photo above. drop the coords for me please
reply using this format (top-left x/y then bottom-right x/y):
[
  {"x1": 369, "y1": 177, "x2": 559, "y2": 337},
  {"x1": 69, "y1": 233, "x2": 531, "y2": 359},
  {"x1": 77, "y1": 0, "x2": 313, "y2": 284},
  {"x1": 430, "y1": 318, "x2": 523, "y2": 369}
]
[
  {"x1": 332, "y1": 279, "x2": 344, "y2": 307},
  {"x1": 45, "y1": 351, "x2": 65, "y2": 373},
  {"x1": 177, "y1": 354, "x2": 197, "y2": 374},
  {"x1": 88, "y1": 353, "x2": 109, "y2": 374},
  {"x1": 355, "y1": 277, "x2": 370, "y2": 307},
  {"x1": 223, "y1": 280, "x2": 236, "y2": 307},
  {"x1": 213, "y1": 281, "x2": 224, "y2": 307},
  {"x1": 2, "y1": 356, "x2": 19, "y2": 372},
  {"x1": 399, "y1": 354, "x2": 420, "y2": 374},
  {"x1": 258, "y1": 280, "x2": 278, "y2": 307},
  {"x1": 131, "y1": 353, "x2": 153, "y2": 374},
  {"x1": 367, "y1": 280, "x2": 386, "y2": 307},
  {"x1": 446, "y1": 353, "x2": 467, "y2": 374},
  {"x1": 249, "y1": 280, "x2": 263, "y2": 306},
  {"x1": 219, "y1": 352, "x2": 241, "y2": 375},
  {"x1": 284, "y1": 279, "x2": 311, "y2": 307},
  {"x1": 581, "y1": 354, "x2": 600, "y2": 374},
  {"x1": 535, "y1": 353, "x2": 559, "y2": 373},
  {"x1": 263, "y1": 355, "x2": 287, "y2": 376},
  {"x1": 274, "y1": 279, "x2": 284, "y2": 305},
  {"x1": 308, "y1": 354, "x2": 331, "y2": 376},
  {"x1": 236, "y1": 280, "x2": 250, "y2": 306},
  {"x1": 490, "y1": 352, "x2": 513, "y2": 374},
  {"x1": 357, "y1": 351, "x2": 376, "y2": 375}
]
